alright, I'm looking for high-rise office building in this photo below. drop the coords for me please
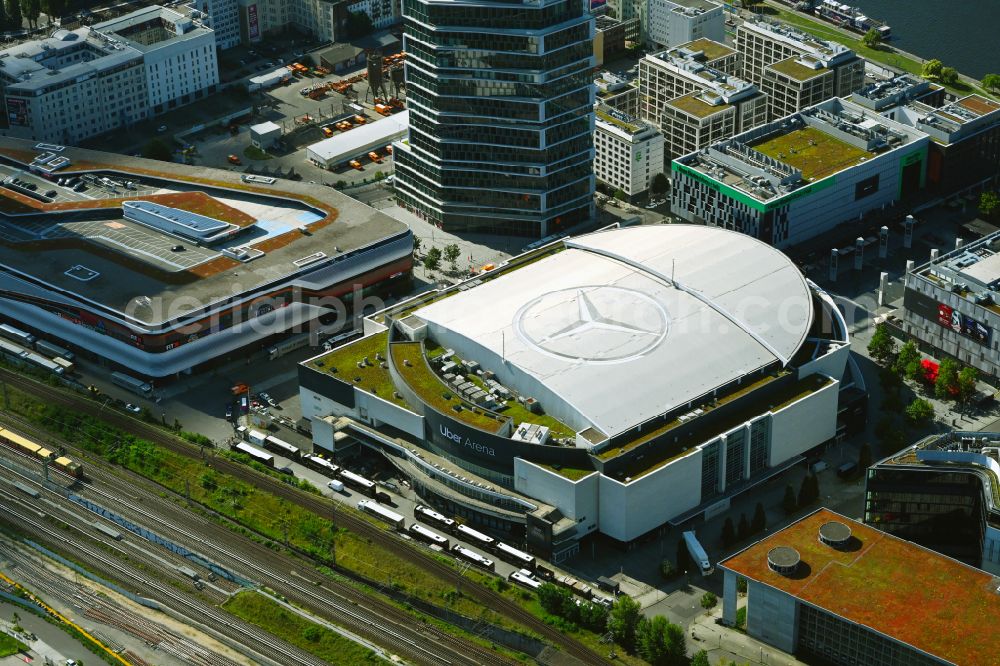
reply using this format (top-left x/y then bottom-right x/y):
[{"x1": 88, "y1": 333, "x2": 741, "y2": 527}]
[{"x1": 392, "y1": 0, "x2": 596, "y2": 237}]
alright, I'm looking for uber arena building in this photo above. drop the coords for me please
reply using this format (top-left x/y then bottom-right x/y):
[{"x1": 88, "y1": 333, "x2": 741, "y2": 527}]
[{"x1": 300, "y1": 225, "x2": 858, "y2": 560}]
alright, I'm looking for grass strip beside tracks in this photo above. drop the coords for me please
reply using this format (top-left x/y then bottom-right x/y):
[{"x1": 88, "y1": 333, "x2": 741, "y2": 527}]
[{"x1": 224, "y1": 590, "x2": 384, "y2": 664}]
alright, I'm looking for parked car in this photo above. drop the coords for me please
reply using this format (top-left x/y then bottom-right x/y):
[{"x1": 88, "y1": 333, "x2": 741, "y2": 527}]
[{"x1": 124, "y1": 403, "x2": 141, "y2": 414}]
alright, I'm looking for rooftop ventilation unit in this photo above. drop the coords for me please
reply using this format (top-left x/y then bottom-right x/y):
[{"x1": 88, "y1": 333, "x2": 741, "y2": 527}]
[
  {"x1": 767, "y1": 546, "x2": 800, "y2": 576},
  {"x1": 818, "y1": 521, "x2": 852, "y2": 549}
]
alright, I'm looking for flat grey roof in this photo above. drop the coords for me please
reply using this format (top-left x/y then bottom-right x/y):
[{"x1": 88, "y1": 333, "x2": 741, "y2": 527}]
[
  {"x1": 414, "y1": 225, "x2": 812, "y2": 437},
  {"x1": 0, "y1": 138, "x2": 407, "y2": 327},
  {"x1": 308, "y1": 111, "x2": 409, "y2": 162}
]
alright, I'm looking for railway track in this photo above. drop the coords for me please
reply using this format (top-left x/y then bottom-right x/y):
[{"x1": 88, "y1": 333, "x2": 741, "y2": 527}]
[
  {"x1": 78, "y1": 467, "x2": 513, "y2": 666},
  {"x1": 0, "y1": 486, "x2": 327, "y2": 666},
  {"x1": 0, "y1": 368, "x2": 609, "y2": 665},
  {"x1": 0, "y1": 410, "x2": 517, "y2": 666}
]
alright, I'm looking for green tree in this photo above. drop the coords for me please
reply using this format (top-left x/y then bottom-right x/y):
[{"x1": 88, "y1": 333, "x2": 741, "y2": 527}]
[
  {"x1": 41, "y1": 0, "x2": 63, "y2": 19},
  {"x1": 720, "y1": 516, "x2": 736, "y2": 548},
  {"x1": 782, "y1": 483, "x2": 797, "y2": 515},
  {"x1": 651, "y1": 172, "x2": 669, "y2": 195},
  {"x1": 142, "y1": 138, "x2": 173, "y2": 162},
  {"x1": 538, "y1": 583, "x2": 573, "y2": 615},
  {"x1": 199, "y1": 470, "x2": 218, "y2": 491},
  {"x1": 906, "y1": 397, "x2": 935, "y2": 424},
  {"x1": 935, "y1": 357, "x2": 959, "y2": 400},
  {"x1": 979, "y1": 191, "x2": 1000, "y2": 219},
  {"x1": 940, "y1": 67, "x2": 959, "y2": 85},
  {"x1": 894, "y1": 340, "x2": 921, "y2": 379},
  {"x1": 921, "y1": 59, "x2": 944, "y2": 80},
  {"x1": 867, "y1": 323, "x2": 897, "y2": 364},
  {"x1": 411, "y1": 236, "x2": 422, "y2": 253},
  {"x1": 861, "y1": 27, "x2": 882, "y2": 48},
  {"x1": 700, "y1": 591, "x2": 717, "y2": 609},
  {"x1": 302, "y1": 625, "x2": 322, "y2": 642},
  {"x1": 443, "y1": 243, "x2": 461, "y2": 271},
  {"x1": 957, "y1": 366, "x2": 979, "y2": 403},
  {"x1": 20, "y1": 0, "x2": 38, "y2": 29},
  {"x1": 5, "y1": 0, "x2": 20, "y2": 30},
  {"x1": 983, "y1": 74, "x2": 1000, "y2": 93},
  {"x1": 798, "y1": 473, "x2": 818, "y2": 507},
  {"x1": 608, "y1": 595, "x2": 642, "y2": 650},
  {"x1": 614, "y1": 188, "x2": 627, "y2": 201},
  {"x1": 858, "y1": 442, "x2": 872, "y2": 471},
  {"x1": 422, "y1": 246, "x2": 441, "y2": 271},
  {"x1": 636, "y1": 615, "x2": 686, "y2": 666},
  {"x1": 691, "y1": 650, "x2": 711, "y2": 666},
  {"x1": 751, "y1": 502, "x2": 766, "y2": 534},
  {"x1": 737, "y1": 512, "x2": 750, "y2": 541}
]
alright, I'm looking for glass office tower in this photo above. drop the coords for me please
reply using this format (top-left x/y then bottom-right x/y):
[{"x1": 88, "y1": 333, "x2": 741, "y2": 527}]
[{"x1": 393, "y1": 0, "x2": 596, "y2": 237}]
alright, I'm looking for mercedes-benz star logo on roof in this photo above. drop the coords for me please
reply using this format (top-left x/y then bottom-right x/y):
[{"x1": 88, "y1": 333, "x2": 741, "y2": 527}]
[{"x1": 513, "y1": 286, "x2": 670, "y2": 364}]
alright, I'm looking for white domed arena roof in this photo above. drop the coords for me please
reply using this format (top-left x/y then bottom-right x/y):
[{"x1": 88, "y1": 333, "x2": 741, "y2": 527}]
[{"x1": 414, "y1": 225, "x2": 814, "y2": 437}]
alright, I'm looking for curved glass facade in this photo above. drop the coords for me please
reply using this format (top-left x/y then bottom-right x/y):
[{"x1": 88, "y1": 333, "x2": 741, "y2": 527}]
[{"x1": 394, "y1": 0, "x2": 596, "y2": 237}]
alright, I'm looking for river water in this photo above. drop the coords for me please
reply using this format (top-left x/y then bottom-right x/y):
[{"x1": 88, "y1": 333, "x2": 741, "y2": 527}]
[{"x1": 842, "y1": 0, "x2": 999, "y2": 80}]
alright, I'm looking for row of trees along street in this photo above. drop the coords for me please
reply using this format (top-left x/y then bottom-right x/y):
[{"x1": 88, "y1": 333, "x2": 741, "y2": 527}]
[{"x1": 868, "y1": 323, "x2": 984, "y2": 453}]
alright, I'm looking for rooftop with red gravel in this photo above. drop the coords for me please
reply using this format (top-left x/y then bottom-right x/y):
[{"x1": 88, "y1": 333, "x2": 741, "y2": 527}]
[{"x1": 721, "y1": 508, "x2": 1000, "y2": 666}]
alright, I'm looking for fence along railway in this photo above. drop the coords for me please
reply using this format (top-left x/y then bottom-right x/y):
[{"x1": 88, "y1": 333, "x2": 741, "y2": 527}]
[{"x1": 0, "y1": 367, "x2": 609, "y2": 665}]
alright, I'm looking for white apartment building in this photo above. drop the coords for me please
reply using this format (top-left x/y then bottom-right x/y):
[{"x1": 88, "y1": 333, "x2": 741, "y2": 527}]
[
  {"x1": 647, "y1": 0, "x2": 723, "y2": 50},
  {"x1": 347, "y1": 0, "x2": 400, "y2": 29},
  {"x1": 233, "y1": 0, "x2": 399, "y2": 45},
  {"x1": 189, "y1": 0, "x2": 240, "y2": 48},
  {"x1": 94, "y1": 7, "x2": 219, "y2": 115},
  {"x1": 0, "y1": 7, "x2": 217, "y2": 144},
  {"x1": 594, "y1": 106, "x2": 665, "y2": 199}
]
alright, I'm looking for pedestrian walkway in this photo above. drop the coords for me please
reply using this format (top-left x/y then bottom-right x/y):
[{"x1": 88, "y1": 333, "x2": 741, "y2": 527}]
[{"x1": 690, "y1": 608, "x2": 806, "y2": 666}]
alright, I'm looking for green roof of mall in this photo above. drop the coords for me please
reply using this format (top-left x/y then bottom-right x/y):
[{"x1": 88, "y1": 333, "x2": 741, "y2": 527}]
[{"x1": 750, "y1": 125, "x2": 872, "y2": 181}]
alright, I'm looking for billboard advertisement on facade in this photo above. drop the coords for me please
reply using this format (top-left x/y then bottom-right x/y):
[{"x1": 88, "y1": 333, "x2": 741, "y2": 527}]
[
  {"x1": 247, "y1": 3, "x2": 260, "y2": 40},
  {"x1": 6, "y1": 98, "x2": 27, "y2": 126},
  {"x1": 937, "y1": 303, "x2": 992, "y2": 345}
]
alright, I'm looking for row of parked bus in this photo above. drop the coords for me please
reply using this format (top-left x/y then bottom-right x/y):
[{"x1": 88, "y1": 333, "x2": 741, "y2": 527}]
[
  {"x1": 412, "y1": 503, "x2": 537, "y2": 570},
  {"x1": 0, "y1": 426, "x2": 83, "y2": 479},
  {"x1": 0, "y1": 324, "x2": 76, "y2": 377}
]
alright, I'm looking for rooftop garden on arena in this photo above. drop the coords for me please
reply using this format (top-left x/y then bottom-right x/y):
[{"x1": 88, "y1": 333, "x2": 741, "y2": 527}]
[
  {"x1": 722, "y1": 509, "x2": 1000, "y2": 666},
  {"x1": 390, "y1": 342, "x2": 507, "y2": 433},
  {"x1": 536, "y1": 463, "x2": 596, "y2": 481},
  {"x1": 423, "y1": 339, "x2": 576, "y2": 440},
  {"x1": 308, "y1": 331, "x2": 410, "y2": 409},
  {"x1": 750, "y1": 126, "x2": 872, "y2": 181}
]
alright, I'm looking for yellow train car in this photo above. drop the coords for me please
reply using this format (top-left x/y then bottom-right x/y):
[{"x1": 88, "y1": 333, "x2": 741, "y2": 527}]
[{"x1": 0, "y1": 426, "x2": 82, "y2": 478}]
